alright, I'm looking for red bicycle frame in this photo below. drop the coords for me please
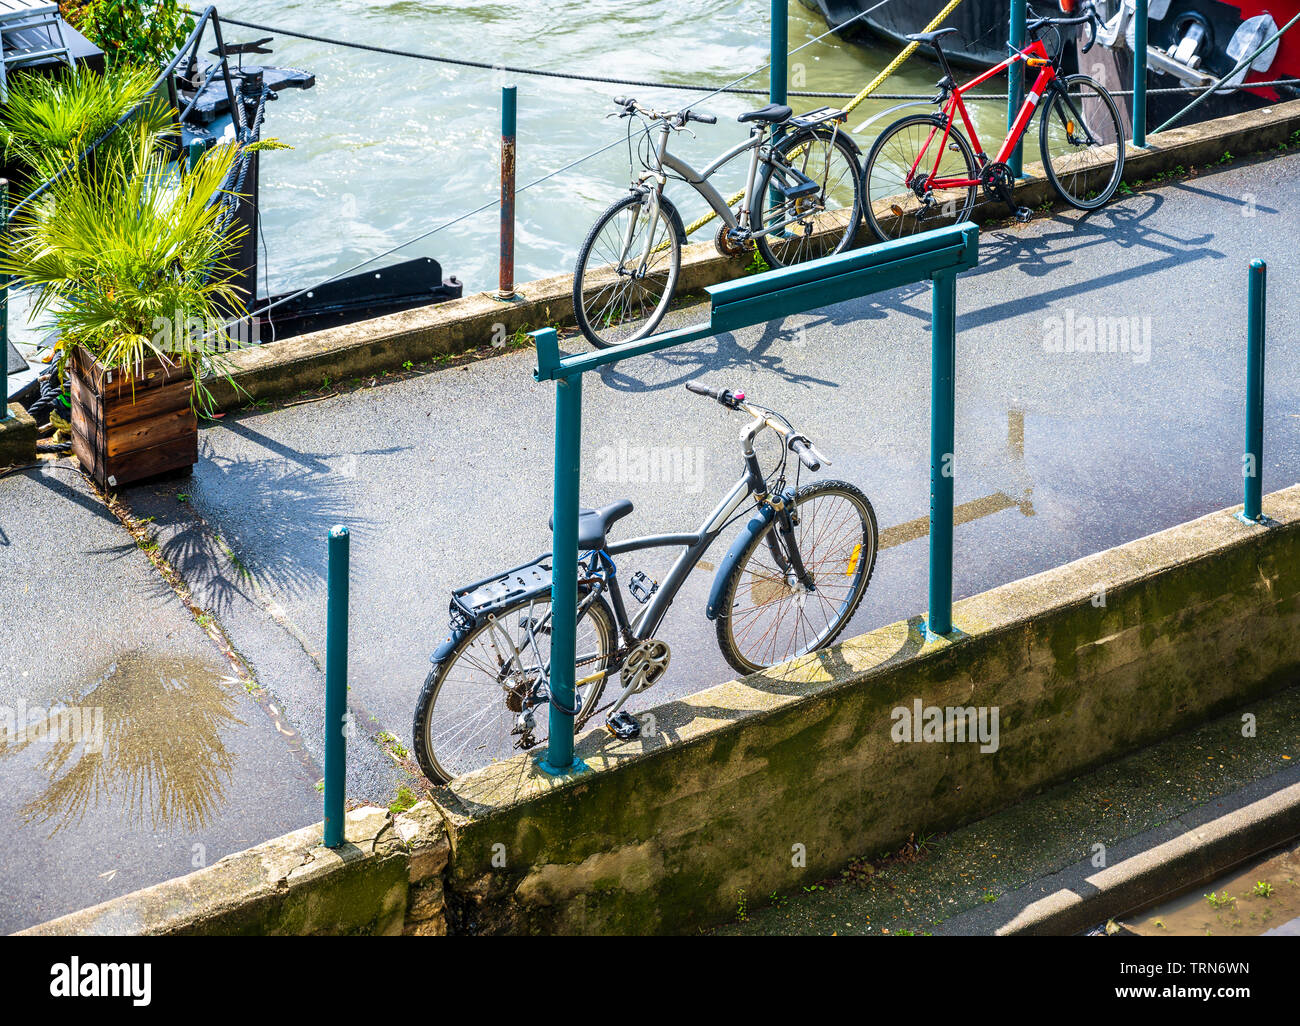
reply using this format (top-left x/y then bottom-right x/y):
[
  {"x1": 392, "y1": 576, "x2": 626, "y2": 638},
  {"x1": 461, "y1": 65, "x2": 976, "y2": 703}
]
[{"x1": 909, "y1": 38, "x2": 1059, "y2": 192}]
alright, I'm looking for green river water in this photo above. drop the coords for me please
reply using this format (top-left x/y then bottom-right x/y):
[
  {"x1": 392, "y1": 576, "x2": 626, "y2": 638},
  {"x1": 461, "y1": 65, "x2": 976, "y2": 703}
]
[{"x1": 218, "y1": 0, "x2": 1012, "y2": 298}]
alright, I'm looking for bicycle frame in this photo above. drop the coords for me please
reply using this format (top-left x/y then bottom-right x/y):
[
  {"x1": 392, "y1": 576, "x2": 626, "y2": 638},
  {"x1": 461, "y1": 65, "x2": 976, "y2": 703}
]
[{"x1": 916, "y1": 38, "x2": 1064, "y2": 191}]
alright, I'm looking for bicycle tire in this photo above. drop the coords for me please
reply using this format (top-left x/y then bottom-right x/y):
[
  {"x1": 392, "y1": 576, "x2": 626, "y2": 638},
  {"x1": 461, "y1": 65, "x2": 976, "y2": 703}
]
[
  {"x1": 753, "y1": 126, "x2": 864, "y2": 268},
  {"x1": 412, "y1": 591, "x2": 617, "y2": 783},
  {"x1": 573, "y1": 190, "x2": 682, "y2": 349},
  {"x1": 1040, "y1": 75, "x2": 1125, "y2": 210},
  {"x1": 861, "y1": 113, "x2": 978, "y2": 242},
  {"x1": 715, "y1": 480, "x2": 878, "y2": 676}
]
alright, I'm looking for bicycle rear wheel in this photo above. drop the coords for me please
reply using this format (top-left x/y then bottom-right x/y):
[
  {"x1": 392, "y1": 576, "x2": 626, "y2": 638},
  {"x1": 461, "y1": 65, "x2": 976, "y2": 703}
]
[
  {"x1": 753, "y1": 127, "x2": 863, "y2": 268},
  {"x1": 715, "y1": 480, "x2": 878, "y2": 676},
  {"x1": 412, "y1": 592, "x2": 616, "y2": 783},
  {"x1": 862, "y1": 113, "x2": 977, "y2": 242},
  {"x1": 573, "y1": 191, "x2": 682, "y2": 349},
  {"x1": 1040, "y1": 75, "x2": 1125, "y2": 210}
]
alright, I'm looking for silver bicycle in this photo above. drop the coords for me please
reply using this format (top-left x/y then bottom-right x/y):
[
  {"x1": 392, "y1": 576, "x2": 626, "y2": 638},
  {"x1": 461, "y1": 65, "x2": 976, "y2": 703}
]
[
  {"x1": 573, "y1": 97, "x2": 865, "y2": 349},
  {"x1": 412, "y1": 382, "x2": 879, "y2": 783}
]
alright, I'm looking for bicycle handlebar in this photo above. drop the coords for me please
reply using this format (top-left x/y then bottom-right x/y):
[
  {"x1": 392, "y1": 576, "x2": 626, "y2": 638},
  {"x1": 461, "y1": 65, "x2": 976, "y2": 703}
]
[
  {"x1": 1027, "y1": 2, "x2": 1100, "y2": 54},
  {"x1": 685, "y1": 382, "x2": 832, "y2": 470},
  {"x1": 613, "y1": 96, "x2": 715, "y2": 127}
]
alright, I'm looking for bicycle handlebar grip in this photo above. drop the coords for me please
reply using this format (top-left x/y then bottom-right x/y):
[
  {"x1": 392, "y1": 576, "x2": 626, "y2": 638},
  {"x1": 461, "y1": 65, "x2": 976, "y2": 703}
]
[
  {"x1": 690, "y1": 112, "x2": 718, "y2": 125},
  {"x1": 789, "y1": 437, "x2": 821, "y2": 472},
  {"x1": 685, "y1": 380, "x2": 743, "y2": 408},
  {"x1": 614, "y1": 96, "x2": 629, "y2": 107}
]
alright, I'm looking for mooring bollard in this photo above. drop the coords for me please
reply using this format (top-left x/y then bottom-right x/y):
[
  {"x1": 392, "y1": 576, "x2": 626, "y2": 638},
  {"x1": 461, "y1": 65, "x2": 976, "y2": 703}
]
[
  {"x1": 1008, "y1": 0, "x2": 1027, "y2": 178},
  {"x1": 323, "y1": 524, "x2": 349, "y2": 848},
  {"x1": 928, "y1": 271, "x2": 958, "y2": 636},
  {"x1": 1133, "y1": 0, "x2": 1148, "y2": 147},
  {"x1": 1242, "y1": 260, "x2": 1267, "y2": 523},
  {"x1": 498, "y1": 84, "x2": 517, "y2": 301}
]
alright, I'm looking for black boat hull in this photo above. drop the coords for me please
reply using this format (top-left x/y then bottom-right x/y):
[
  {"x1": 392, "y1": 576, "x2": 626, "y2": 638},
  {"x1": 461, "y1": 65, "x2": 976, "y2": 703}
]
[{"x1": 798, "y1": 0, "x2": 1008, "y2": 67}]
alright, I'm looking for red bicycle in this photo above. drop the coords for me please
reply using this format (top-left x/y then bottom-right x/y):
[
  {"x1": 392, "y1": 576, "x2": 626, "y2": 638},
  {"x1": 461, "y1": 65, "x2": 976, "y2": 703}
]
[{"x1": 861, "y1": 3, "x2": 1125, "y2": 241}]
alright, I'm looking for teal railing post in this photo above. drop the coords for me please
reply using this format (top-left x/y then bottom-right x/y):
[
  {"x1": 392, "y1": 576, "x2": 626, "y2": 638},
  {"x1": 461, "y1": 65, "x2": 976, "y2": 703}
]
[
  {"x1": 770, "y1": 0, "x2": 788, "y2": 106},
  {"x1": 1008, "y1": 0, "x2": 1027, "y2": 177},
  {"x1": 324, "y1": 524, "x2": 349, "y2": 847},
  {"x1": 1133, "y1": 0, "x2": 1148, "y2": 147},
  {"x1": 541, "y1": 353, "x2": 582, "y2": 774},
  {"x1": 927, "y1": 270, "x2": 958, "y2": 636},
  {"x1": 1242, "y1": 260, "x2": 1267, "y2": 523}
]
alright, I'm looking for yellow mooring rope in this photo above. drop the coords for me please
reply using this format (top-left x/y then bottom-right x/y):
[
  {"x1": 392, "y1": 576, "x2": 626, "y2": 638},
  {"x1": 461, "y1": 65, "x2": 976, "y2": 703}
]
[{"x1": 680, "y1": 0, "x2": 965, "y2": 240}]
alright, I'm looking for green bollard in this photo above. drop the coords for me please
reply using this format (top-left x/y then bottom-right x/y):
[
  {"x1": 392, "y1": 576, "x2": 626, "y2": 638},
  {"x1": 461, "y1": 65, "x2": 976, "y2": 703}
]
[
  {"x1": 540, "y1": 371, "x2": 583, "y2": 775},
  {"x1": 927, "y1": 270, "x2": 957, "y2": 636},
  {"x1": 1242, "y1": 260, "x2": 1267, "y2": 522},
  {"x1": 324, "y1": 524, "x2": 349, "y2": 847},
  {"x1": 770, "y1": 0, "x2": 788, "y2": 107},
  {"x1": 1133, "y1": 0, "x2": 1148, "y2": 147},
  {"x1": 1008, "y1": 0, "x2": 1027, "y2": 178}
]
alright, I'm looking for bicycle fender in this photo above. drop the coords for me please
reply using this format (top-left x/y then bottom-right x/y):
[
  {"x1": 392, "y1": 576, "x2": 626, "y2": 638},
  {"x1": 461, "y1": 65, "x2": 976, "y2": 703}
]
[
  {"x1": 705, "y1": 506, "x2": 776, "y2": 621},
  {"x1": 795, "y1": 123, "x2": 863, "y2": 160},
  {"x1": 430, "y1": 630, "x2": 466, "y2": 665}
]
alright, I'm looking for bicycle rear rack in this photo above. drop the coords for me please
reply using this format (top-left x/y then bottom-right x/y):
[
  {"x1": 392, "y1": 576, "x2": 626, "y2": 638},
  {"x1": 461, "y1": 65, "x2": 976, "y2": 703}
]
[{"x1": 450, "y1": 555, "x2": 554, "y2": 630}]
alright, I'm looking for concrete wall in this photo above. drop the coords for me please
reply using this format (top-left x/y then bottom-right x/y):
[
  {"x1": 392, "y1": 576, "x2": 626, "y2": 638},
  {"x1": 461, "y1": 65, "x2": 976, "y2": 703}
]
[
  {"x1": 21, "y1": 804, "x2": 450, "y2": 936},
  {"x1": 435, "y1": 486, "x2": 1300, "y2": 935},
  {"x1": 206, "y1": 99, "x2": 1300, "y2": 410},
  {"x1": 22, "y1": 486, "x2": 1300, "y2": 936}
]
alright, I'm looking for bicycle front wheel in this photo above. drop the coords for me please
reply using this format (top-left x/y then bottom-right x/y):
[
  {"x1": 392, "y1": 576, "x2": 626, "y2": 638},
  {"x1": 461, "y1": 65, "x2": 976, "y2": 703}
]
[
  {"x1": 754, "y1": 127, "x2": 864, "y2": 268},
  {"x1": 412, "y1": 591, "x2": 617, "y2": 783},
  {"x1": 573, "y1": 191, "x2": 681, "y2": 349},
  {"x1": 715, "y1": 480, "x2": 878, "y2": 676},
  {"x1": 862, "y1": 113, "x2": 977, "y2": 242},
  {"x1": 1040, "y1": 75, "x2": 1125, "y2": 210}
]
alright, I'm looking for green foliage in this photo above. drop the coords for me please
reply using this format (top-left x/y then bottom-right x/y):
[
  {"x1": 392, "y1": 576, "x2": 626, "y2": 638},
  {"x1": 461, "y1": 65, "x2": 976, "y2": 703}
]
[
  {"x1": 61, "y1": 0, "x2": 194, "y2": 68},
  {"x1": 0, "y1": 64, "x2": 174, "y2": 189},
  {"x1": 0, "y1": 123, "x2": 250, "y2": 410}
]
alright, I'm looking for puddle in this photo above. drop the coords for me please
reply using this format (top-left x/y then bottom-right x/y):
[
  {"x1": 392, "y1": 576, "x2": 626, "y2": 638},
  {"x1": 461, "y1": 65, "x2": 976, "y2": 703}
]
[
  {"x1": 0, "y1": 652, "x2": 245, "y2": 836},
  {"x1": 1118, "y1": 840, "x2": 1300, "y2": 936}
]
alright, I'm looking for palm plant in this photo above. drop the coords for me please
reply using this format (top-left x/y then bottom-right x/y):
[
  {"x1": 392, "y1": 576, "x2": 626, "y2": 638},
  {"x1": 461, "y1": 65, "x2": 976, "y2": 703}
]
[
  {"x1": 1, "y1": 63, "x2": 174, "y2": 189},
  {"x1": 0, "y1": 122, "x2": 251, "y2": 411}
]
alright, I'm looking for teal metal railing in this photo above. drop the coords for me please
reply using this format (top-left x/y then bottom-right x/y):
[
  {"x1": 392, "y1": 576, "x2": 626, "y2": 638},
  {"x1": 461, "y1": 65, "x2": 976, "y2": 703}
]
[
  {"x1": 324, "y1": 524, "x2": 350, "y2": 847},
  {"x1": 1241, "y1": 261, "x2": 1267, "y2": 524},
  {"x1": 532, "y1": 221, "x2": 980, "y2": 775}
]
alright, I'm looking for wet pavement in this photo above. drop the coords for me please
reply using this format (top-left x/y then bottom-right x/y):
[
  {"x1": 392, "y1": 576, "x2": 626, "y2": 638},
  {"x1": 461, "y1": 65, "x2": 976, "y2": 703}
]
[
  {"x1": 0, "y1": 466, "x2": 320, "y2": 933},
  {"x1": 124, "y1": 150, "x2": 1300, "y2": 797}
]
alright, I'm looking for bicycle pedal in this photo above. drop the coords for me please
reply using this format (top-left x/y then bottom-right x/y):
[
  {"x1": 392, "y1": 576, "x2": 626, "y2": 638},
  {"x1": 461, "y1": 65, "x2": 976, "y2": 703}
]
[
  {"x1": 605, "y1": 711, "x2": 641, "y2": 741},
  {"x1": 1014, "y1": 206, "x2": 1033, "y2": 223},
  {"x1": 628, "y1": 571, "x2": 658, "y2": 604}
]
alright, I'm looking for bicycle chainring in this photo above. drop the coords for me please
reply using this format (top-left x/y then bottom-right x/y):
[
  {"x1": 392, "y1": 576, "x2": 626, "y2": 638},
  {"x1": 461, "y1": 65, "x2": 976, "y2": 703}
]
[
  {"x1": 622, "y1": 638, "x2": 671, "y2": 693},
  {"x1": 982, "y1": 162, "x2": 1016, "y2": 205}
]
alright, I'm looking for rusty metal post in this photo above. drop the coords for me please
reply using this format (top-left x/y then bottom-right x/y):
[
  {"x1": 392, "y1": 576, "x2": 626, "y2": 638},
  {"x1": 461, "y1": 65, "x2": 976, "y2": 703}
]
[{"x1": 499, "y1": 85, "x2": 517, "y2": 300}]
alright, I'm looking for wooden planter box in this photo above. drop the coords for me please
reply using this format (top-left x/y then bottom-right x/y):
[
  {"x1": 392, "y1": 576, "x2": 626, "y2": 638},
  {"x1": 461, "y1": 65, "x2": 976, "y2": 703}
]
[{"x1": 67, "y1": 348, "x2": 198, "y2": 490}]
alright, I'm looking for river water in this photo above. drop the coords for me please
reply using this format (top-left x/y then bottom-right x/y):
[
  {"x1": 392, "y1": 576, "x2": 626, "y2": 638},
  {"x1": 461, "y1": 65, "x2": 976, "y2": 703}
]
[{"x1": 220, "y1": 0, "x2": 1011, "y2": 298}]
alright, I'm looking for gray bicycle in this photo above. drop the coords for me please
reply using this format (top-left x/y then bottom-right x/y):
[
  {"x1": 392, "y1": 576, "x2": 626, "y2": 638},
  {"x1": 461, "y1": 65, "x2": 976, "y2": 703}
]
[
  {"x1": 572, "y1": 96, "x2": 865, "y2": 349},
  {"x1": 412, "y1": 382, "x2": 879, "y2": 782}
]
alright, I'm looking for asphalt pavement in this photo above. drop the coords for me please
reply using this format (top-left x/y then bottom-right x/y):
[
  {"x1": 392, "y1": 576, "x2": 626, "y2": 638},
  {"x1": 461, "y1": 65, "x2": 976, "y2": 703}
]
[{"x1": 2, "y1": 152, "x2": 1298, "y2": 935}]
